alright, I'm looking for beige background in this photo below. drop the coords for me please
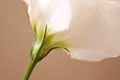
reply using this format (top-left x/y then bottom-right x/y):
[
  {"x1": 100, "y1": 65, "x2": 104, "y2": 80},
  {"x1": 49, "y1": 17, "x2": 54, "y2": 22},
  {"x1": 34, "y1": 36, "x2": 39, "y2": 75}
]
[{"x1": 0, "y1": 0, "x2": 120, "y2": 80}]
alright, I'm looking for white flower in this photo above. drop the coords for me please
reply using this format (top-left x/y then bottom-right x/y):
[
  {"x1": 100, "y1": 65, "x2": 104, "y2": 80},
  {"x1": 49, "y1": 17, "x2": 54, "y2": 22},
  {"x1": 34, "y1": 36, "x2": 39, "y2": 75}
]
[{"x1": 23, "y1": 0, "x2": 120, "y2": 62}]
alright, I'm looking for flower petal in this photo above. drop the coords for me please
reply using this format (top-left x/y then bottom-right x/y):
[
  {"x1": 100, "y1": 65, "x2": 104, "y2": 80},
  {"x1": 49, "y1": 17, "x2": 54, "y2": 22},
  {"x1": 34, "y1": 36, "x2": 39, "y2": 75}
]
[
  {"x1": 24, "y1": 0, "x2": 72, "y2": 33},
  {"x1": 56, "y1": 0, "x2": 120, "y2": 61}
]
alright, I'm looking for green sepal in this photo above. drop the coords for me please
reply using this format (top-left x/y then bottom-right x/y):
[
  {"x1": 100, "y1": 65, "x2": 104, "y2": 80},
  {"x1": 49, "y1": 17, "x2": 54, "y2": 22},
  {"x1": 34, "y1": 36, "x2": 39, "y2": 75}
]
[{"x1": 24, "y1": 24, "x2": 71, "y2": 80}]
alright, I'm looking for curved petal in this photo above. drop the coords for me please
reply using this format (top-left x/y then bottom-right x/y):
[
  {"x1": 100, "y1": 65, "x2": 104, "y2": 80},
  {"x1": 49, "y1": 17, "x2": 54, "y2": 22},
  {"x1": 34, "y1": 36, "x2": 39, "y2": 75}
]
[
  {"x1": 56, "y1": 0, "x2": 120, "y2": 61},
  {"x1": 23, "y1": 0, "x2": 72, "y2": 33}
]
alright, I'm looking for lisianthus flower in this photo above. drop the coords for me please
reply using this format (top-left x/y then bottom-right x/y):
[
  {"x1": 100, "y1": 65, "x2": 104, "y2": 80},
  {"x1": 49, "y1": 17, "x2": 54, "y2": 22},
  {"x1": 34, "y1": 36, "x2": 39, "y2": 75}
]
[
  {"x1": 23, "y1": 0, "x2": 120, "y2": 62},
  {"x1": 23, "y1": 0, "x2": 120, "y2": 79}
]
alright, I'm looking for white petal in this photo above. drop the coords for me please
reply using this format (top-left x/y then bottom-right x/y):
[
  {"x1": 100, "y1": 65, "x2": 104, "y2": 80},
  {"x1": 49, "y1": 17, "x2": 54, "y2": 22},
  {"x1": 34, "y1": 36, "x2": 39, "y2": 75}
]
[
  {"x1": 56, "y1": 0, "x2": 120, "y2": 61},
  {"x1": 39, "y1": 0, "x2": 72, "y2": 33},
  {"x1": 70, "y1": 49, "x2": 120, "y2": 62},
  {"x1": 24, "y1": 0, "x2": 72, "y2": 33},
  {"x1": 46, "y1": 0, "x2": 72, "y2": 33},
  {"x1": 22, "y1": 0, "x2": 30, "y2": 5}
]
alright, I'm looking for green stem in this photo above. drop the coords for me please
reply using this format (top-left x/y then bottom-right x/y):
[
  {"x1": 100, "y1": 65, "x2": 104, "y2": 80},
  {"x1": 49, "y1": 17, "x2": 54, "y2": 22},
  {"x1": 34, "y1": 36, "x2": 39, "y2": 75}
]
[
  {"x1": 23, "y1": 25, "x2": 48, "y2": 80},
  {"x1": 24, "y1": 57, "x2": 36, "y2": 80}
]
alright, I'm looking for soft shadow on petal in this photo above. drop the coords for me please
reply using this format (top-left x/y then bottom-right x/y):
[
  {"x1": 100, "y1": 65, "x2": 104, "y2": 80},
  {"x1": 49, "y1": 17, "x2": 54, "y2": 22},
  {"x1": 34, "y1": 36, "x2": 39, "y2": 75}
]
[
  {"x1": 56, "y1": 0, "x2": 120, "y2": 61},
  {"x1": 23, "y1": 0, "x2": 72, "y2": 35},
  {"x1": 25, "y1": 0, "x2": 72, "y2": 33},
  {"x1": 46, "y1": 0, "x2": 72, "y2": 33}
]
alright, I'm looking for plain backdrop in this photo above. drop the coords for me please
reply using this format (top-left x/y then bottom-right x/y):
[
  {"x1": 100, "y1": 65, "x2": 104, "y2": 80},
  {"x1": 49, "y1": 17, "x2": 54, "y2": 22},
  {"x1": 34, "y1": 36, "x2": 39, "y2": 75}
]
[{"x1": 0, "y1": 0, "x2": 120, "y2": 80}]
